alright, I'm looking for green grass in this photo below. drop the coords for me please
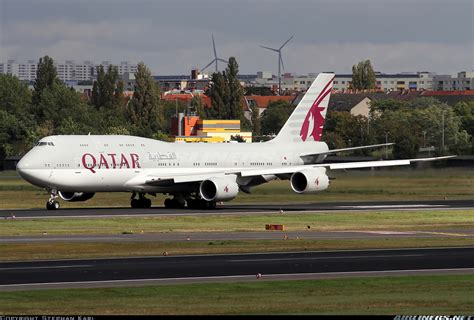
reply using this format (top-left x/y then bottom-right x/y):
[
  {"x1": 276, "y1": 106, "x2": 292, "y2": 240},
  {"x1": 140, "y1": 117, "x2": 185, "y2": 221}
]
[
  {"x1": 1, "y1": 167, "x2": 473, "y2": 209},
  {"x1": 1, "y1": 210, "x2": 473, "y2": 236},
  {"x1": 1, "y1": 275, "x2": 473, "y2": 314},
  {"x1": 2, "y1": 238, "x2": 474, "y2": 261}
]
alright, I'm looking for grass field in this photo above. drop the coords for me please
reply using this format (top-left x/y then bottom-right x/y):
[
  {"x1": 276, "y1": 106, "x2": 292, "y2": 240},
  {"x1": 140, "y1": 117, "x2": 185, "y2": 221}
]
[
  {"x1": 1, "y1": 275, "x2": 472, "y2": 315},
  {"x1": 1, "y1": 210, "x2": 473, "y2": 236},
  {"x1": 2, "y1": 238, "x2": 474, "y2": 261},
  {"x1": 1, "y1": 209, "x2": 473, "y2": 261},
  {"x1": 0, "y1": 167, "x2": 473, "y2": 209}
]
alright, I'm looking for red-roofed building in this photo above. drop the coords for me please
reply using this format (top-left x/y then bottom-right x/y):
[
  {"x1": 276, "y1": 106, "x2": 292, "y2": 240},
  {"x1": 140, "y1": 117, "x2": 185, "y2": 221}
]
[{"x1": 161, "y1": 91, "x2": 296, "y2": 121}]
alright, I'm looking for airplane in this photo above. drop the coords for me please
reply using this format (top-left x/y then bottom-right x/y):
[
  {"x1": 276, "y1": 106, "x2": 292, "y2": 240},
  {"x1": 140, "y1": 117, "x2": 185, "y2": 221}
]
[{"x1": 16, "y1": 73, "x2": 453, "y2": 210}]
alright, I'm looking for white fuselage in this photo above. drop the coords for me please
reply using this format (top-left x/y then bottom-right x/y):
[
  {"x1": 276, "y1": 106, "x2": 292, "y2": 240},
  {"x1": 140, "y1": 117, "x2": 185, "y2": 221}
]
[{"x1": 17, "y1": 135, "x2": 329, "y2": 193}]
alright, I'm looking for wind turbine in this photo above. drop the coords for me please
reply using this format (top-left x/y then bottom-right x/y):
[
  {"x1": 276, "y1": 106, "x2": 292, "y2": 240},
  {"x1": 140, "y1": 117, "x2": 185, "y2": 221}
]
[
  {"x1": 201, "y1": 34, "x2": 228, "y2": 73},
  {"x1": 260, "y1": 35, "x2": 294, "y2": 95}
]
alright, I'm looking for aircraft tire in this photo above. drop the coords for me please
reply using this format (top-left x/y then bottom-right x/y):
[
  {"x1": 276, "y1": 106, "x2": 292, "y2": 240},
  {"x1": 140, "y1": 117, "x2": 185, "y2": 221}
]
[
  {"x1": 143, "y1": 198, "x2": 152, "y2": 208},
  {"x1": 131, "y1": 198, "x2": 139, "y2": 208},
  {"x1": 187, "y1": 199, "x2": 199, "y2": 209},
  {"x1": 46, "y1": 201, "x2": 60, "y2": 210}
]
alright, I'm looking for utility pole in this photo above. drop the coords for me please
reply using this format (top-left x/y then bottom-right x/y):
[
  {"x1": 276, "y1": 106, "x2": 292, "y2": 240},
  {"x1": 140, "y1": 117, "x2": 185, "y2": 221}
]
[{"x1": 441, "y1": 111, "x2": 445, "y2": 152}]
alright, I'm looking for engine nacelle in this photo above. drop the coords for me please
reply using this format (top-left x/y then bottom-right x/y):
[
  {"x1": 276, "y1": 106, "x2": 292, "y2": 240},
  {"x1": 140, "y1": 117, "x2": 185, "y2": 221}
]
[
  {"x1": 290, "y1": 168, "x2": 329, "y2": 194},
  {"x1": 200, "y1": 177, "x2": 239, "y2": 202},
  {"x1": 58, "y1": 191, "x2": 95, "y2": 202}
]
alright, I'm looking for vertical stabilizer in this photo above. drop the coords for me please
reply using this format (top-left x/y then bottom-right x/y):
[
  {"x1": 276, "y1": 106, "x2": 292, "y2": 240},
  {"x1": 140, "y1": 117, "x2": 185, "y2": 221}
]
[{"x1": 272, "y1": 73, "x2": 335, "y2": 143}]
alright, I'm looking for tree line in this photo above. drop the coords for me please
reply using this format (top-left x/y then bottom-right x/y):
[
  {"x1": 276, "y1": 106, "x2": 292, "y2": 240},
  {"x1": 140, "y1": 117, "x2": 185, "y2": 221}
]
[
  {"x1": 0, "y1": 55, "x2": 258, "y2": 163},
  {"x1": 258, "y1": 97, "x2": 474, "y2": 158}
]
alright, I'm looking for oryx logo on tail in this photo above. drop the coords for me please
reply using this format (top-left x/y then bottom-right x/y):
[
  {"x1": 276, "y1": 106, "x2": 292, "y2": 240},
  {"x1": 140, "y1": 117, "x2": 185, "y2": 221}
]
[
  {"x1": 299, "y1": 76, "x2": 334, "y2": 142},
  {"x1": 271, "y1": 73, "x2": 334, "y2": 144}
]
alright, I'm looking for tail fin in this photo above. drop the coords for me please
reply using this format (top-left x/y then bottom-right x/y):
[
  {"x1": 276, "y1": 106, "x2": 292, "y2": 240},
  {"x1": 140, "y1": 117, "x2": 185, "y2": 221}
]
[{"x1": 272, "y1": 73, "x2": 335, "y2": 143}]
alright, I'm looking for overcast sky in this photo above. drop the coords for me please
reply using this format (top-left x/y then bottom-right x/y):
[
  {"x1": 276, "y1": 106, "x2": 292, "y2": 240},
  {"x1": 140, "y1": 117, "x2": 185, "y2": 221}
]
[{"x1": 0, "y1": 0, "x2": 473, "y2": 76}]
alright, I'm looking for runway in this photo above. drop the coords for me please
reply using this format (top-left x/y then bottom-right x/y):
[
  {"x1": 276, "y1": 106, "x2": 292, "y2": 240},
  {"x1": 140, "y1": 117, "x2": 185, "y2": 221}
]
[
  {"x1": 2, "y1": 199, "x2": 473, "y2": 219},
  {"x1": 1, "y1": 247, "x2": 473, "y2": 291},
  {"x1": 1, "y1": 229, "x2": 474, "y2": 244}
]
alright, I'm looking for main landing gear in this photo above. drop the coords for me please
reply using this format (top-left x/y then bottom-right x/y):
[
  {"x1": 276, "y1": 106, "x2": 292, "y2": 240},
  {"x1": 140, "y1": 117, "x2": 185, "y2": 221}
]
[
  {"x1": 163, "y1": 194, "x2": 217, "y2": 210},
  {"x1": 46, "y1": 190, "x2": 60, "y2": 210},
  {"x1": 130, "y1": 192, "x2": 152, "y2": 208},
  {"x1": 186, "y1": 198, "x2": 216, "y2": 210}
]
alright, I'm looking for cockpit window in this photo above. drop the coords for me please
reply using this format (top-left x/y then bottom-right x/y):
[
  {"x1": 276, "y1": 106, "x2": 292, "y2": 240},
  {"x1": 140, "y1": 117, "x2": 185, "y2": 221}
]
[{"x1": 36, "y1": 141, "x2": 54, "y2": 146}]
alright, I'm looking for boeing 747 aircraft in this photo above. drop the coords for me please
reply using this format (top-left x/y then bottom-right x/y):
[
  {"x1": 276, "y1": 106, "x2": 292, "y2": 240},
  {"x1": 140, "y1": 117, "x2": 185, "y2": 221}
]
[{"x1": 16, "y1": 73, "x2": 451, "y2": 210}]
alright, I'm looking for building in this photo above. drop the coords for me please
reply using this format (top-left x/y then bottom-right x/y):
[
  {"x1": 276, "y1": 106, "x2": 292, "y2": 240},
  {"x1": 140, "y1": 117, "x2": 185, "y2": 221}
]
[
  {"x1": 433, "y1": 71, "x2": 474, "y2": 91},
  {"x1": 171, "y1": 114, "x2": 252, "y2": 143},
  {"x1": 332, "y1": 72, "x2": 436, "y2": 92},
  {"x1": 0, "y1": 59, "x2": 38, "y2": 82},
  {"x1": 253, "y1": 70, "x2": 472, "y2": 93},
  {"x1": 0, "y1": 59, "x2": 137, "y2": 83}
]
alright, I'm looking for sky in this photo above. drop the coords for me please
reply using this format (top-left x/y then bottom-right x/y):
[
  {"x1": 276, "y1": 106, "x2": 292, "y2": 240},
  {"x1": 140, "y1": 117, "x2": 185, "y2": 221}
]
[{"x1": 0, "y1": 0, "x2": 473, "y2": 76}]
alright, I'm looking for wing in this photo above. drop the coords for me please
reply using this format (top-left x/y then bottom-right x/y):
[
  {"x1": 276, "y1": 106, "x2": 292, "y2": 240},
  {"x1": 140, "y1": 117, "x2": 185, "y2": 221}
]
[
  {"x1": 239, "y1": 155, "x2": 455, "y2": 177},
  {"x1": 300, "y1": 143, "x2": 395, "y2": 158},
  {"x1": 125, "y1": 156, "x2": 454, "y2": 189},
  {"x1": 124, "y1": 171, "x2": 233, "y2": 188}
]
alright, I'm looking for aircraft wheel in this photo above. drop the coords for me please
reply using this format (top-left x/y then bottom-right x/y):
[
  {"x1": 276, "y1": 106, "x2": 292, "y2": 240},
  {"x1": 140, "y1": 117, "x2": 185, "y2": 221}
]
[
  {"x1": 143, "y1": 198, "x2": 152, "y2": 208},
  {"x1": 187, "y1": 199, "x2": 199, "y2": 209},
  {"x1": 164, "y1": 198, "x2": 172, "y2": 208},
  {"x1": 46, "y1": 201, "x2": 60, "y2": 210},
  {"x1": 209, "y1": 201, "x2": 217, "y2": 209},
  {"x1": 176, "y1": 198, "x2": 186, "y2": 209},
  {"x1": 200, "y1": 200, "x2": 216, "y2": 210},
  {"x1": 131, "y1": 198, "x2": 139, "y2": 208}
]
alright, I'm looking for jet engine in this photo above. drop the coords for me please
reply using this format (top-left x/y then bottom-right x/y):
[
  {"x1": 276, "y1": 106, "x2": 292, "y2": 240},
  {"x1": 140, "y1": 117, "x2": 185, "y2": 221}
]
[
  {"x1": 200, "y1": 177, "x2": 239, "y2": 201},
  {"x1": 58, "y1": 191, "x2": 95, "y2": 202},
  {"x1": 290, "y1": 168, "x2": 329, "y2": 194}
]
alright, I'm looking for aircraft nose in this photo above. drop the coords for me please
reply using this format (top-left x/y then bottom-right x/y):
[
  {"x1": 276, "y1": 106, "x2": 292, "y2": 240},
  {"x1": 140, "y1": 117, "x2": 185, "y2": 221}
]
[
  {"x1": 16, "y1": 156, "x2": 28, "y2": 172},
  {"x1": 16, "y1": 154, "x2": 33, "y2": 178}
]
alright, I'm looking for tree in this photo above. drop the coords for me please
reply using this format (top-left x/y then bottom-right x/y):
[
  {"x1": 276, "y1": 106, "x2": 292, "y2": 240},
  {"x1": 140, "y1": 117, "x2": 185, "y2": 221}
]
[
  {"x1": 35, "y1": 81, "x2": 98, "y2": 135},
  {"x1": 127, "y1": 62, "x2": 163, "y2": 137},
  {"x1": 91, "y1": 64, "x2": 124, "y2": 110},
  {"x1": 206, "y1": 57, "x2": 247, "y2": 127},
  {"x1": 33, "y1": 55, "x2": 59, "y2": 105},
  {"x1": 351, "y1": 60, "x2": 376, "y2": 90},
  {"x1": 369, "y1": 98, "x2": 471, "y2": 158},
  {"x1": 453, "y1": 101, "x2": 474, "y2": 137},
  {"x1": 322, "y1": 111, "x2": 374, "y2": 154},
  {"x1": 244, "y1": 86, "x2": 273, "y2": 96},
  {"x1": 0, "y1": 74, "x2": 32, "y2": 117},
  {"x1": 260, "y1": 100, "x2": 294, "y2": 136},
  {"x1": 190, "y1": 95, "x2": 207, "y2": 119},
  {"x1": 224, "y1": 57, "x2": 244, "y2": 120},
  {"x1": 250, "y1": 103, "x2": 261, "y2": 141},
  {"x1": 230, "y1": 134, "x2": 245, "y2": 142},
  {"x1": 0, "y1": 74, "x2": 38, "y2": 158},
  {"x1": 206, "y1": 72, "x2": 228, "y2": 118}
]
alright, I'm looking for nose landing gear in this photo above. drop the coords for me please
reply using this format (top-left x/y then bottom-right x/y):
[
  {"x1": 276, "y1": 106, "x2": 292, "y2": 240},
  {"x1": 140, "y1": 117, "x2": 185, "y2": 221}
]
[{"x1": 46, "y1": 190, "x2": 60, "y2": 210}]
